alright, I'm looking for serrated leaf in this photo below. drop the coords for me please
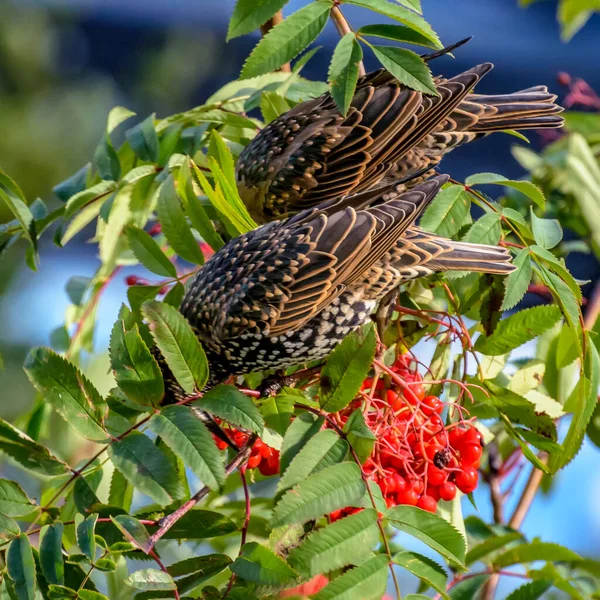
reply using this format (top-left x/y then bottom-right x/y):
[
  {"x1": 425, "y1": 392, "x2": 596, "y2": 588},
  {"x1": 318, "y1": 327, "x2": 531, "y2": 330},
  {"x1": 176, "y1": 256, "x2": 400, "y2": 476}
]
[
  {"x1": 227, "y1": 0, "x2": 289, "y2": 40},
  {"x1": 65, "y1": 276, "x2": 91, "y2": 306},
  {"x1": 280, "y1": 412, "x2": 325, "y2": 474},
  {"x1": 394, "y1": 551, "x2": 448, "y2": 598},
  {"x1": 343, "y1": 409, "x2": 376, "y2": 464},
  {"x1": 107, "y1": 106, "x2": 136, "y2": 133},
  {"x1": 463, "y1": 212, "x2": 501, "y2": 245},
  {"x1": 75, "y1": 514, "x2": 97, "y2": 561},
  {"x1": 110, "y1": 515, "x2": 150, "y2": 551},
  {"x1": 230, "y1": 542, "x2": 297, "y2": 585},
  {"x1": 530, "y1": 245, "x2": 582, "y2": 302},
  {"x1": 320, "y1": 324, "x2": 376, "y2": 413},
  {"x1": 475, "y1": 305, "x2": 562, "y2": 355},
  {"x1": 465, "y1": 532, "x2": 523, "y2": 565},
  {"x1": 146, "y1": 510, "x2": 237, "y2": 540},
  {"x1": 170, "y1": 555, "x2": 232, "y2": 594},
  {"x1": 0, "y1": 480, "x2": 36, "y2": 518},
  {"x1": 125, "y1": 569, "x2": 176, "y2": 592},
  {"x1": 277, "y1": 429, "x2": 348, "y2": 493},
  {"x1": 538, "y1": 267, "x2": 581, "y2": 335},
  {"x1": 53, "y1": 164, "x2": 90, "y2": 202},
  {"x1": 0, "y1": 418, "x2": 68, "y2": 476},
  {"x1": 493, "y1": 541, "x2": 580, "y2": 569},
  {"x1": 124, "y1": 226, "x2": 176, "y2": 278},
  {"x1": 128, "y1": 285, "x2": 162, "y2": 314},
  {"x1": 126, "y1": 114, "x2": 159, "y2": 163},
  {"x1": 99, "y1": 185, "x2": 132, "y2": 268},
  {"x1": 358, "y1": 23, "x2": 438, "y2": 48},
  {"x1": 328, "y1": 33, "x2": 362, "y2": 115},
  {"x1": 39, "y1": 523, "x2": 64, "y2": 585},
  {"x1": 142, "y1": 300, "x2": 209, "y2": 394},
  {"x1": 240, "y1": 2, "x2": 332, "y2": 78},
  {"x1": 7, "y1": 535, "x2": 36, "y2": 600},
  {"x1": 530, "y1": 208, "x2": 562, "y2": 249},
  {"x1": 312, "y1": 554, "x2": 389, "y2": 600},
  {"x1": 420, "y1": 185, "x2": 470, "y2": 238},
  {"x1": 108, "y1": 431, "x2": 186, "y2": 505},
  {"x1": 371, "y1": 46, "x2": 437, "y2": 94},
  {"x1": 501, "y1": 249, "x2": 532, "y2": 310},
  {"x1": 260, "y1": 394, "x2": 294, "y2": 436},
  {"x1": 93, "y1": 133, "x2": 120, "y2": 181},
  {"x1": 149, "y1": 405, "x2": 225, "y2": 491},
  {"x1": 157, "y1": 177, "x2": 205, "y2": 265},
  {"x1": 449, "y1": 575, "x2": 489, "y2": 600},
  {"x1": 194, "y1": 385, "x2": 264, "y2": 434},
  {"x1": 0, "y1": 170, "x2": 34, "y2": 245},
  {"x1": 0, "y1": 513, "x2": 20, "y2": 539},
  {"x1": 110, "y1": 321, "x2": 164, "y2": 407},
  {"x1": 346, "y1": 0, "x2": 441, "y2": 46},
  {"x1": 23, "y1": 348, "x2": 107, "y2": 442},
  {"x1": 505, "y1": 580, "x2": 552, "y2": 600},
  {"x1": 385, "y1": 505, "x2": 466, "y2": 566},
  {"x1": 465, "y1": 172, "x2": 546, "y2": 210},
  {"x1": 289, "y1": 509, "x2": 379, "y2": 577},
  {"x1": 259, "y1": 91, "x2": 291, "y2": 123},
  {"x1": 272, "y1": 463, "x2": 365, "y2": 527}
]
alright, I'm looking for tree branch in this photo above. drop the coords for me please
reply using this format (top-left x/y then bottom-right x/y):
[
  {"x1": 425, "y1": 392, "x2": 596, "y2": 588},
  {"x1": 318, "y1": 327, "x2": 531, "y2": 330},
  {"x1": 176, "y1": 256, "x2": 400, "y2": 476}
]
[
  {"x1": 330, "y1": 6, "x2": 366, "y2": 76},
  {"x1": 260, "y1": 11, "x2": 291, "y2": 72}
]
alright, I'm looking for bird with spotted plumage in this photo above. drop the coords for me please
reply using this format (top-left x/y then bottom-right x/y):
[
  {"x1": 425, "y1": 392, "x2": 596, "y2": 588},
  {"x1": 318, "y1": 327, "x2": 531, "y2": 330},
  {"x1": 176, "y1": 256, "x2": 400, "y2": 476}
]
[
  {"x1": 236, "y1": 60, "x2": 563, "y2": 224},
  {"x1": 178, "y1": 175, "x2": 514, "y2": 386}
]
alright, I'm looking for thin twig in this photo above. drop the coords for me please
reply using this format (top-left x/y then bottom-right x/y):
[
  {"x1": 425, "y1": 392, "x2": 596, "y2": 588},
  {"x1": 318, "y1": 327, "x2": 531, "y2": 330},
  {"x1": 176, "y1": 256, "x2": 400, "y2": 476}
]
[
  {"x1": 584, "y1": 280, "x2": 600, "y2": 329},
  {"x1": 330, "y1": 6, "x2": 366, "y2": 76},
  {"x1": 260, "y1": 11, "x2": 291, "y2": 73}
]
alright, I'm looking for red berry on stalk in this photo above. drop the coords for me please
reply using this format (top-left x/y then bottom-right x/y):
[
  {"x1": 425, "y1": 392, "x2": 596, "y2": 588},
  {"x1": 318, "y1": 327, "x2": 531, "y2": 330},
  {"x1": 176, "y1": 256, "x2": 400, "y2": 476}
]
[
  {"x1": 439, "y1": 482, "x2": 457, "y2": 501},
  {"x1": 455, "y1": 466, "x2": 478, "y2": 494},
  {"x1": 147, "y1": 222, "x2": 162, "y2": 236},
  {"x1": 462, "y1": 427, "x2": 483, "y2": 447},
  {"x1": 247, "y1": 454, "x2": 261, "y2": 469},
  {"x1": 417, "y1": 495, "x2": 437, "y2": 513},
  {"x1": 460, "y1": 442, "x2": 483, "y2": 465},
  {"x1": 397, "y1": 488, "x2": 418, "y2": 506},
  {"x1": 448, "y1": 428, "x2": 465, "y2": 448},
  {"x1": 422, "y1": 395, "x2": 443, "y2": 415},
  {"x1": 125, "y1": 275, "x2": 140, "y2": 286},
  {"x1": 427, "y1": 464, "x2": 447, "y2": 486}
]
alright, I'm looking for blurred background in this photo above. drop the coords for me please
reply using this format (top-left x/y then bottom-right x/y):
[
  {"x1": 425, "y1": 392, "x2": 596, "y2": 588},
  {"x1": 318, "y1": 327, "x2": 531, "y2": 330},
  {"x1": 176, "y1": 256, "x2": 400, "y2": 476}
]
[{"x1": 0, "y1": 0, "x2": 599, "y2": 596}]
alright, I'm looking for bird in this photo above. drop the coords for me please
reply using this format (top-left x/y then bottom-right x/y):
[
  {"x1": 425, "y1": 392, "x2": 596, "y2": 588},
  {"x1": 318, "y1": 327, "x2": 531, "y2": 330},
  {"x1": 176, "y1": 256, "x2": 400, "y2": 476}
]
[
  {"x1": 236, "y1": 61, "x2": 564, "y2": 224},
  {"x1": 178, "y1": 175, "x2": 514, "y2": 386}
]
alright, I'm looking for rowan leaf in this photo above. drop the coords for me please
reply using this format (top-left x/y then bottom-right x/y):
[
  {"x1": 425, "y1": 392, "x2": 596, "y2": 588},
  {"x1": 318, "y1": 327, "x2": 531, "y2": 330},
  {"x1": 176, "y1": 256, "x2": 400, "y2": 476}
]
[
  {"x1": 463, "y1": 212, "x2": 502, "y2": 245},
  {"x1": 7, "y1": 535, "x2": 36, "y2": 600},
  {"x1": 124, "y1": 226, "x2": 176, "y2": 278},
  {"x1": 125, "y1": 114, "x2": 159, "y2": 163},
  {"x1": 465, "y1": 172, "x2": 546, "y2": 210},
  {"x1": 168, "y1": 555, "x2": 232, "y2": 594},
  {"x1": 420, "y1": 185, "x2": 470, "y2": 238},
  {"x1": 343, "y1": 409, "x2": 376, "y2": 464},
  {"x1": 370, "y1": 46, "x2": 437, "y2": 95},
  {"x1": 75, "y1": 514, "x2": 97, "y2": 561},
  {"x1": 280, "y1": 412, "x2": 325, "y2": 474},
  {"x1": 493, "y1": 542, "x2": 580, "y2": 569},
  {"x1": 394, "y1": 551, "x2": 448, "y2": 598},
  {"x1": 227, "y1": 0, "x2": 290, "y2": 40},
  {"x1": 530, "y1": 208, "x2": 563, "y2": 249},
  {"x1": 465, "y1": 532, "x2": 523, "y2": 566},
  {"x1": 146, "y1": 510, "x2": 237, "y2": 540},
  {"x1": 0, "y1": 480, "x2": 36, "y2": 518},
  {"x1": 505, "y1": 580, "x2": 553, "y2": 600},
  {"x1": 110, "y1": 515, "x2": 150, "y2": 551},
  {"x1": 501, "y1": 249, "x2": 532, "y2": 311},
  {"x1": 328, "y1": 33, "x2": 363, "y2": 115},
  {"x1": 125, "y1": 569, "x2": 176, "y2": 592},
  {"x1": 358, "y1": 23, "x2": 438, "y2": 48},
  {"x1": 230, "y1": 542, "x2": 297, "y2": 585}
]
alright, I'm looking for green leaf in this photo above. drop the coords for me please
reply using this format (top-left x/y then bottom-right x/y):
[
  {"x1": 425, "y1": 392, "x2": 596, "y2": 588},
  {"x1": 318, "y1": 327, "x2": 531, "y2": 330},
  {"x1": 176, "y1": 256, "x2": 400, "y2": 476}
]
[
  {"x1": 169, "y1": 555, "x2": 232, "y2": 594},
  {"x1": 99, "y1": 186, "x2": 133, "y2": 269},
  {"x1": 0, "y1": 513, "x2": 20, "y2": 539},
  {"x1": 65, "y1": 276, "x2": 91, "y2": 306},
  {"x1": 39, "y1": 523, "x2": 64, "y2": 586},
  {"x1": 465, "y1": 532, "x2": 523, "y2": 566},
  {"x1": 370, "y1": 46, "x2": 437, "y2": 94},
  {"x1": 530, "y1": 245, "x2": 581, "y2": 302},
  {"x1": 142, "y1": 300, "x2": 209, "y2": 394},
  {"x1": 108, "y1": 431, "x2": 186, "y2": 505},
  {"x1": 420, "y1": 184, "x2": 470, "y2": 238},
  {"x1": 110, "y1": 515, "x2": 150, "y2": 551},
  {"x1": 128, "y1": 285, "x2": 161, "y2": 314},
  {"x1": 343, "y1": 409, "x2": 376, "y2": 464},
  {"x1": 23, "y1": 348, "x2": 107, "y2": 441},
  {"x1": 465, "y1": 172, "x2": 546, "y2": 210},
  {"x1": 328, "y1": 33, "x2": 363, "y2": 116},
  {"x1": 157, "y1": 176, "x2": 205, "y2": 265},
  {"x1": 126, "y1": 114, "x2": 159, "y2": 163},
  {"x1": 53, "y1": 164, "x2": 90, "y2": 202},
  {"x1": 277, "y1": 429, "x2": 348, "y2": 494},
  {"x1": 93, "y1": 133, "x2": 120, "y2": 181},
  {"x1": 312, "y1": 554, "x2": 389, "y2": 600},
  {"x1": 259, "y1": 91, "x2": 291, "y2": 123},
  {"x1": 530, "y1": 209, "x2": 563, "y2": 249},
  {"x1": 259, "y1": 394, "x2": 294, "y2": 436},
  {"x1": 7, "y1": 535, "x2": 36, "y2": 600},
  {"x1": 124, "y1": 226, "x2": 177, "y2": 278},
  {"x1": 493, "y1": 541, "x2": 580, "y2": 569},
  {"x1": 449, "y1": 575, "x2": 489, "y2": 600},
  {"x1": 272, "y1": 463, "x2": 365, "y2": 527},
  {"x1": 463, "y1": 212, "x2": 501, "y2": 245},
  {"x1": 289, "y1": 509, "x2": 379, "y2": 577},
  {"x1": 110, "y1": 321, "x2": 164, "y2": 407},
  {"x1": 230, "y1": 542, "x2": 297, "y2": 585},
  {"x1": 0, "y1": 480, "x2": 36, "y2": 518},
  {"x1": 125, "y1": 569, "x2": 176, "y2": 592},
  {"x1": 194, "y1": 385, "x2": 264, "y2": 434},
  {"x1": 475, "y1": 305, "x2": 562, "y2": 355},
  {"x1": 107, "y1": 106, "x2": 136, "y2": 133},
  {"x1": 320, "y1": 324, "x2": 376, "y2": 413},
  {"x1": 227, "y1": 0, "x2": 289, "y2": 40},
  {"x1": 358, "y1": 23, "x2": 438, "y2": 48},
  {"x1": 280, "y1": 412, "x2": 325, "y2": 474},
  {"x1": 394, "y1": 551, "x2": 448, "y2": 598},
  {"x1": 0, "y1": 418, "x2": 68, "y2": 476},
  {"x1": 346, "y1": 0, "x2": 441, "y2": 46},
  {"x1": 505, "y1": 580, "x2": 552, "y2": 600},
  {"x1": 75, "y1": 514, "x2": 97, "y2": 561},
  {"x1": 147, "y1": 510, "x2": 237, "y2": 540},
  {"x1": 385, "y1": 505, "x2": 466, "y2": 566},
  {"x1": 149, "y1": 405, "x2": 225, "y2": 491},
  {"x1": 537, "y1": 266, "x2": 581, "y2": 335},
  {"x1": 240, "y1": 1, "x2": 332, "y2": 78},
  {"x1": 0, "y1": 169, "x2": 34, "y2": 245},
  {"x1": 501, "y1": 249, "x2": 532, "y2": 311}
]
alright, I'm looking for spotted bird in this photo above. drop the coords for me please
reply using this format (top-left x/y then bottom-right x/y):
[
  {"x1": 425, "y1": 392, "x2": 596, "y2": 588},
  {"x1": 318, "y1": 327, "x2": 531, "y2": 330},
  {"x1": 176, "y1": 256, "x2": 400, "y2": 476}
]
[
  {"x1": 236, "y1": 63, "x2": 563, "y2": 223},
  {"x1": 178, "y1": 175, "x2": 514, "y2": 385}
]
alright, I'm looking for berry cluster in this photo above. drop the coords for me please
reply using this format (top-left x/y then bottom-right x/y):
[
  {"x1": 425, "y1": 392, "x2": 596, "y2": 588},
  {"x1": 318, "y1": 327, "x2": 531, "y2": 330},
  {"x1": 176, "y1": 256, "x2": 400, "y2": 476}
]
[
  {"x1": 214, "y1": 430, "x2": 280, "y2": 477},
  {"x1": 333, "y1": 354, "x2": 482, "y2": 515}
]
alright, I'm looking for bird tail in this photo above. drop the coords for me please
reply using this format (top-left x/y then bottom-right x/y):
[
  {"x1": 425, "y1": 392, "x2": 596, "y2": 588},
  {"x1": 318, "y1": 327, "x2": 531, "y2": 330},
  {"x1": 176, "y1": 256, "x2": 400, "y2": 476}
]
[{"x1": 464, "y1": 86, "x2": 564, "y2": 132}]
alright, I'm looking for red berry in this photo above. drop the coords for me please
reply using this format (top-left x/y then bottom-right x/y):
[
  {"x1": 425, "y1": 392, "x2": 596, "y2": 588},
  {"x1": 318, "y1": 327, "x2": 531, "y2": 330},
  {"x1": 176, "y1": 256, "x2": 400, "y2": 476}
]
[
  {"x1": 397, "y1": 488, "x2": 418, "y2": 506},
  {"x1": 439, "y1": 482, "x2": 457, "y2": 501},
  {"x1": 462, "y1": 427, "x2": 483, "y2": 447},
  {"x1": 147, "y1": 223, "x2": 162, "y2": 236},
  {"x1": 455, "y1": 466, "x2": 478, "y2": 494},
  {"x1": 460, "y1": 443, "x2": 482, "y2": 465},
  {"x1": 393, "y1": 474, "x2": 407, "y2": 493},
  {"x1": 417, "y1": 495, "x2": 437, "y2": 513},
  {"x1": 247, "y1": 454, "x2": 261, "y2": 469},
  {"x1": 427, "y1": 464, "x2": 448, "y2": 486},
  {"x1": 422, "y1": 395, "x2": 443, "y2": 415},
  {"x1": 448, "y1": 428, "x2": 465, "y2": 448},
  {"x1": 410, "y1": 479, "x2": 424, "y2": 495},
  {"x1": 125, "y1": 275, "x2": 140, "y2": 286}
]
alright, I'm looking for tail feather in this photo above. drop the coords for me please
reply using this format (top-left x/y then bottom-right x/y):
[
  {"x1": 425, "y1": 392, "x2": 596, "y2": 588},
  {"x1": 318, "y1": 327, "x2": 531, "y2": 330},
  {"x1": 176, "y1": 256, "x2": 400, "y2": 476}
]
[{"x1": 428, "y1": 239, "x2": 516, "y2": 274}]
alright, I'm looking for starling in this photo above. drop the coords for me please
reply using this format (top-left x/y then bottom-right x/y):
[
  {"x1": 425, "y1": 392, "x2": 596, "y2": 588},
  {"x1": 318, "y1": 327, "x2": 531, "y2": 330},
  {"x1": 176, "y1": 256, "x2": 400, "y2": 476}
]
[
  {"x1": 236, "y1": 63, "x2": 563, "y2": 223},
  {"x1": 179, "y1": 175, "x2": 514, "y2": 385}
]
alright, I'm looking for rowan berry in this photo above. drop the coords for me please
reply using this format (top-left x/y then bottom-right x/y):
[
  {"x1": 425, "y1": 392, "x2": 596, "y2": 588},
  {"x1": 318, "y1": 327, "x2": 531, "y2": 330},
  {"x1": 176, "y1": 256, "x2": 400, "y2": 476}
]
[
  {"x1": 455, "y1": 466, "x2": 478, "y2": 494},
  {"x1": 439, "y1": 482, "x2": 457, "y2": 501},
  {"x1": 417, "y1": 495, "x2": 437, "y2": 513}
]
